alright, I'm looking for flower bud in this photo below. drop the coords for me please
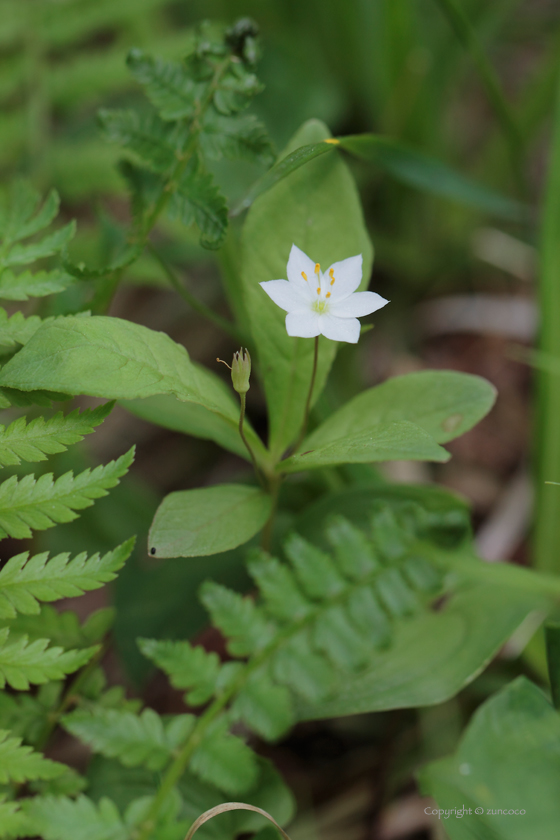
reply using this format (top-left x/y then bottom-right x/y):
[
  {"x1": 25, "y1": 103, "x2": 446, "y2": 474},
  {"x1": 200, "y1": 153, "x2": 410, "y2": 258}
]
[{"x1": 231, "y1": 348, "x2": 251, "y2": 394}]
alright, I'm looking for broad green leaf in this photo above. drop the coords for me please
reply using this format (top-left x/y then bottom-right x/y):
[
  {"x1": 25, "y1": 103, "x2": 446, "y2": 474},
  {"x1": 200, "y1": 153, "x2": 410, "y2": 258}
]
[
  {"x1": 148, "y1": 484, "x2": 272, "y2": 558},
  {"x1": 240, "y1": 119, "x2": 374, "y2": 458},
  {"x1": 296, "y1": 583, "x2": 548, "y2": 718},
  {"x1": 0, "y1": 316, "x2": 242, "y2": 431},
  {"x1": 0, "y1": 269, "x2": 74, "y2": 301},
  {"x1": 339, "y1": 135, "x2": 528, "y2": 221},
  {"x1": 278, "y1": 420, "x2": 449, "y2": 474},
  {"x1": 122, "y1": 393, "x2": 264, "y2": 461},
  {"x1": 419, "y1": 677, "x2": 560, "y2": 839},
  {"x1": 292, "y1": 371, "x2": 496, "y2": 457},
  {"x1": 0, "y1": 729, "x2": 65, "y2": 783},
  {"x1": 0, "y1": 627, "x2": 96, "y2": 690}
]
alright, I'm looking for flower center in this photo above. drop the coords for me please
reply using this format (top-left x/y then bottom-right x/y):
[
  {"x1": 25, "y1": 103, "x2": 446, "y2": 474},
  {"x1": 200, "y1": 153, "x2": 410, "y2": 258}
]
[{"x1": 312, "y1": 298, "x2": 329, "y2": 314}]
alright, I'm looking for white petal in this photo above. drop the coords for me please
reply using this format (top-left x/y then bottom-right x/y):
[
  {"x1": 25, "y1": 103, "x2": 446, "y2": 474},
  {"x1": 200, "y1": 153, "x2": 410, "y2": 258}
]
[
  {"x1": 286, "y1": 311, "x2": 321, "y2": 338},
  {"x1": 324, "y1": 254, "x2": 363, "y2": 300},
  {"x1": 331, "y1": 291, "x2": 389, "y2": 318},
  {"x1": 287, "y1": 244, "x2": 317, "y2": 298},
  {"x1": 319, "y1": 314, "x2": 361, "y2": 343},
  {"x1": 260, "y1": 279, "x2": 308, "y2": 312}
]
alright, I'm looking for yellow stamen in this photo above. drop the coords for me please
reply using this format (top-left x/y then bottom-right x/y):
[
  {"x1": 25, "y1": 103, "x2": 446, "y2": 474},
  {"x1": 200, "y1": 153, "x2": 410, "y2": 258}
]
[
  {"x1": 301, "y1": 271, "x2": 307, "y2": 281},
  {"x1": 314, "y1": 263, "x2": 320, "y2": 274},
  {"x1": 329, "y1": 269, "x2": 335, "y2": 285},
  {"x1": 326, "y1": 292, "x2": 331, "y2": 298},
  {"x1": 316, "y1": 287, "x2": 320, "y2": 294},
  {"x1": 324, "y1": 138, "x2": 340, "y2": 145}
]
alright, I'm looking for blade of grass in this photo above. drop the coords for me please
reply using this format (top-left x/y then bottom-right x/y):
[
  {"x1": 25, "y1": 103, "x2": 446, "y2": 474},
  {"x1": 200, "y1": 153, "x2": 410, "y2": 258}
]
[
  {"x1": 534, "y1": 70, "x2": 560, "y2": 573},
  {"x1": 431, "y1": 0, "x2": 524, "y2": 191}
]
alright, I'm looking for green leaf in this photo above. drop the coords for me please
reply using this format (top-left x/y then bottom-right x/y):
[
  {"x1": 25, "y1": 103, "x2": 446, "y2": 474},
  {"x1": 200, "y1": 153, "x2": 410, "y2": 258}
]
[
  {"x1": 278, "y1": 420, "x2": 450, "y2": 474},
  {"x1": 6, "y1": 606, "x2": 115, "y2": 650},
  {"x1": 296, "y1": 583, "x2": 547, "y2": 719},
  {"x1": 239, "y1": 119, "x2": 374, "y2": 458},
  {"x1": 169, "y1": 155, "x2": 228, "y2": 249},
  {"x1": 0, "y1": 797, "x2": 28, "y2": 839},
  {"x1": 419, "y1": 677, "x2": 560, "y2": 839},
  {"x1": 339, "y1": 135, "x2": 528, "y2": 221},
  {"x1": 0, "y1": 539, "x2": 133, "y2": 618},
  {"x1": 284, "y1": 371, "x2": 496, "y2": 469},
  {"x1": 126, "y1": 49, "x2": 198, "y2": 121},
  {"x1": 200, "y1": 581, "x2": 273, "y2": 657},
  {"x1": 138, "y1": 637, "x2": 220, "y2": 706},
  {"x1": 97, "y1": 109, "x2": 177, "y2": 172},
  {"x1": 1, "y1": 222, "x2": 75, "y2": 269},
  {"x1": 233, "y1": 671, "x2": 294, "y2": 740},
  {"x1": 0, "y1": 315, "x2": 243, "y2": 433},
  {"x1": 148, "y1": 484, "x2": 272, "y2": 558},
  {"x1": 0, "y1": 728, "x2": 65, "y2": 783},
  {"x1": 0, "y1": 269, "x2": 75, "y2": 301},
  {"x1": 190, "y1": 718, "x2": 259, "y2": 794},
  {"x1": 62, "y1": 707, "x2": 195, "y2": 771},
  {"x1": 213, "y1": 63, "x2": 263, "y2": 115},
  {"x1": 0, "y1": 402, "x2": 114, "y2": 467},
  {"x1": 201, "y1": 112, "x2": 274, "y2": 165},
  {"x1": 0, "y1": 447, "x2": 134, "y2": 540},
  {"x1": 122, "y1": 393, "x2": 258, "y2": 461},
  {"x1": 0, "y1": 627, "x2": 96, "y2": 690},
  {"x1": 24, "y1": 794, "x2": 127, "y2": 840},
  {"x1": 0, "y1": 181, "x2": 59, "y2": 247},
  {"x1": 0, "y1": 308, "x2": 43, "y2": 351}
]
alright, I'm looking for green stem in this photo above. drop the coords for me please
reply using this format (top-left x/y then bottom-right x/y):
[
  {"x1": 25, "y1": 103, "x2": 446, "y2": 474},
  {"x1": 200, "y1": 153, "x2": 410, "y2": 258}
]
[
  {"x1": 261, "y1": 476, "x2": 281, "y2": 552},
  {"x1": 148, "y1": 244, "x2": 243, "y2": 341},
  {"x1": 239, "y1": 392, "x2": 265, "y2": 488},
  {"x1": 293, "y1": 335, "x2": 319, "y2": 454}
]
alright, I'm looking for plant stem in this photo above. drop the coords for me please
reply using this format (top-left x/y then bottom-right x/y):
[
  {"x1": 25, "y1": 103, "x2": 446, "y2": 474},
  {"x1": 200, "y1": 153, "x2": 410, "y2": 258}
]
[
  {"x1": 261, "y1": 476, "x2": 281, "y2": 552},
  {"x1": 148, "y1": 244, "x2": 243, "y2": 341},
  {"x1": 239, "y1": 392, "x2": 265, "y2": 488},
  {"x1": 293, "y1": 335, "x2": 319, "y2": 453}
]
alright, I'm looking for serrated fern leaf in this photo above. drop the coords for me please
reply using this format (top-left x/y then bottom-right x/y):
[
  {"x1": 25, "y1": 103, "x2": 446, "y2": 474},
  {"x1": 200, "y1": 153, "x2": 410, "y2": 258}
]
[
  {"x1": 0, "y1": 269, "x2": 75, "y2": 301},
  {"x1": 24, "y1": 794, "x2": 127, "y2": 840},
  {"x1": 62, "y1": 707, "x2": 195, "y2": 771},
  {"x1": 190, "y1": 718, "x2": 258, "y2": 794},
  {"x1": 6, "y1": 606, "x2": 115, "y2": 649},
  {"x1": 169, "y1": 156, "x2": 228, "y2": 250},
  {"x1": 0, "y1": 797, "x2": 29, "y2": 840},
  {"x1": 138, "y1": 637, "x2": 220, "y2": 705},
  {"x1": 0, "y1": 308, "x2": 43, "y2": 351},
  {"x1": 0, "y1": 181, "x2": 59, "y2": 248},
  {"x1": 126, "y1": 49, "x2": 199, "y2": 121},
  {"x1": 0, "y1": 728, "x2": 65, "y2": 783},
  {"x1": 98, "y1": 109, "x2": 178, "y2": 173},
  {"x1": 0, "y1": 446, "x2": 134, "y2": 539},
  {"x1": 0, "y1": 628, "x2": 97, "y2": 690},
  {"x1": 1, "y1": 223, "x2": 75, "y2": 271},
  {"x1": 0, "y1": 402, "x2": 114, "y2": 467},
  {"x1": 201, "y1": 113, "x2": 274, "y2": 164}
]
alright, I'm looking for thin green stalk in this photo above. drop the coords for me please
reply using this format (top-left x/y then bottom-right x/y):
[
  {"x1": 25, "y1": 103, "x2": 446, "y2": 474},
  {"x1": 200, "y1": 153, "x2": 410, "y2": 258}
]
[
  {"x1": 261, "y1": 476, "x2": 281, "y2": 552},
  {"x1": 148, "y1": 244, "x2": 243, "y2": 341},
  {"x1": 534, "y1": 70, "x2": 560, "y2": 573},
  {"x1": 432, "y1": 0, "x2": 525, "y2": 192},
  {"x1": 293, "y1": 335, "x2": 319, "y2": 454},
  {"x1": 239, "y1": 391, "x2": 265, "y2": 488}
]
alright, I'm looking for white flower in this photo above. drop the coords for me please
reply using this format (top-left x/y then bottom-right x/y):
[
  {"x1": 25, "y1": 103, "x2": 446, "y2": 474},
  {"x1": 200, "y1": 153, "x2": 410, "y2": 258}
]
[{"x1": 259, "y1": 244, "x2": 389, "y2": 344}]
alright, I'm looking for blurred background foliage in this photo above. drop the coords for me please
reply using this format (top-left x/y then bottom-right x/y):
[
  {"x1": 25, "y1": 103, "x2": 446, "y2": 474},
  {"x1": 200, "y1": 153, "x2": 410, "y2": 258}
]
[{"x1": 1, "y1": 0, "x2": 559, "y2": 837}]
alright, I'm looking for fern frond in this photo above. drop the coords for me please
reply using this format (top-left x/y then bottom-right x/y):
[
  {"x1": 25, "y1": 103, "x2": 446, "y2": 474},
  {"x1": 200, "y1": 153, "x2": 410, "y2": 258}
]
[
  {"x1": 62, "y1": 707, "x2": 195, "y2": 771},
  {"x1": 0, "y1": 182, "x2": 59, "y2": 249},
  {"x1": 137, "y1": 637, "x2": 220, "y2": 705},
  {"x1": 98, "y1": 109, "x2": 178, "y2": 173},
  {"x1": 126, "y1": 49, "x2": 198, "y2": 121},
  {"x1": 24, "y1": 794, "x2": 127, "y2": 840},
  {"x1": 0, "y1": 728, "x2": 65, "y2": 784},
  {"x1": 0, "y1": 447, "x2": 134, "y2": 539},
  {"x1": 0, "y1": 402, "x2": 114, "y2": 468},
  {"x1": 0, "y1": 308, "x2": 43, "y2": 352},
  {"x1": 0, "y1": 683, "x2": 61, "y2": 743},
  {"x1": 0, "y1": 797, "x2": 28, "y2": 840},
  {"x1": 0, "y1": 269, "x2": 75, "y2": 302},
  {"x1": 5, "y1": 606, "x2": 115, "y2": 650},
  {"x1": 1, "y1": 223, "x2": 75, "y2": 271},
  {"x1": 0, "y1": 628, "x2": 96, "y2": 690},
  {"x1": 0, "y1": 539, "x2": 131, "y2": 619}
]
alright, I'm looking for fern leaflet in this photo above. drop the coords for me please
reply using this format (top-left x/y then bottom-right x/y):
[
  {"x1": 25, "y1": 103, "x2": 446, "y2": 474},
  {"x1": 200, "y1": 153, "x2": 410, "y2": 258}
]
[
  {"x1": 0, "y1": 728, "x2": 66, "y2": 784},
  {"x1": 0, "y1": 627, "x2": 97, "y2": 690},
  {"x1": 0, "y1": 446, "x2": 134, "y2": 539},
  {"x1": 0, "y1": 402, "x2": 114, "y2": 467}
]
